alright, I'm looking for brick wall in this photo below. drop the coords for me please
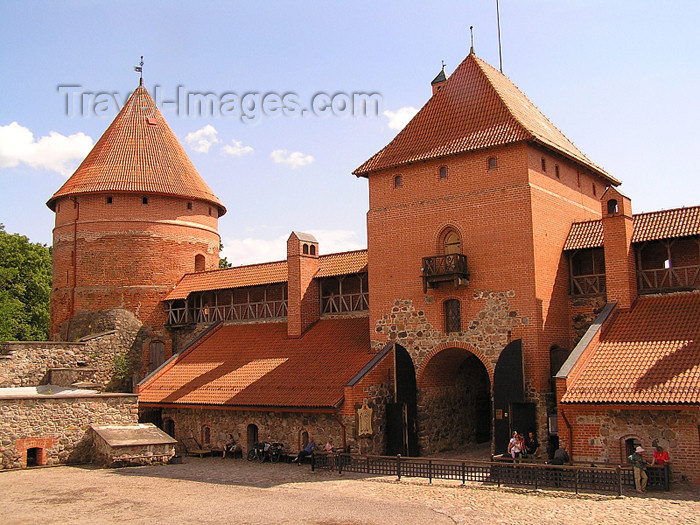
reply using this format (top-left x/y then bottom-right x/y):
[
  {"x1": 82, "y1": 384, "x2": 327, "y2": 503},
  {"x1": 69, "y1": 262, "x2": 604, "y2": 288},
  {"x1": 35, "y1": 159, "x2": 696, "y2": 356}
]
[
  {"x1": 0, "y1": 394, "x2": 138, "y2": 469},
  {"x1": 50, "y1": 193, "x2": 220, "y2": 339}
]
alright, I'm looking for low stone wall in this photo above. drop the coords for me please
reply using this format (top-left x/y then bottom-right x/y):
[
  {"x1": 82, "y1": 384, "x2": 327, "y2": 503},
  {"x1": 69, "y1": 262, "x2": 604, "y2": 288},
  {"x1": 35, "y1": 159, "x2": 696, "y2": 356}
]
[
  {"x1": 0, "y1": 394, "x2": 138, "y2": 469},
  {"x1": 159, "y1": 407, "x2": 344, "y2": 455}
]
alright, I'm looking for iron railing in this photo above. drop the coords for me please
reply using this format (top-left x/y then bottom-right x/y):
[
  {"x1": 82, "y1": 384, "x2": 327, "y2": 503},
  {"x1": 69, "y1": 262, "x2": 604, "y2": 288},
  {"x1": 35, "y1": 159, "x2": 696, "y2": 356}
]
[{"x1": 311, "y1": 453, "x2": 671, "y2": 495}]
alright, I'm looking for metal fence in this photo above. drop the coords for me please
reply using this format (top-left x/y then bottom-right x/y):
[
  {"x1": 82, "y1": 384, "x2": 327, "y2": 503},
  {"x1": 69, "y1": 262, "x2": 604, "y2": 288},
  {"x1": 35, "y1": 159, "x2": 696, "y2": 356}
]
[{"x1": 311, "y1": 453, "x2": 671, "y2": 495}]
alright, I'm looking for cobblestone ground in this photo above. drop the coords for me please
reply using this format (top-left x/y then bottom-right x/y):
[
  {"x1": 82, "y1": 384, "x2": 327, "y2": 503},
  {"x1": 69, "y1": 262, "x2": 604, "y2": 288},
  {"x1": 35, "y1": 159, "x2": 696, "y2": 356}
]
[{"x1": 1, "y1": 457, "x2": 698, "y2": 524}]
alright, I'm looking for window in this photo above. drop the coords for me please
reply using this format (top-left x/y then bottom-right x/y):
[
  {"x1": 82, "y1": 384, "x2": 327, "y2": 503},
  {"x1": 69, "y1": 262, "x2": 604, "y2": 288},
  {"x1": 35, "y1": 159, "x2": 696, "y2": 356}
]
[
  {"x1": 394, "y1": 175, "x2": 403, "y2": 188},
  {"x1": 607, "y1": 199, "x2": 618, "y2": 215},
  {"x1": 541, "y1": 157, "x2": 547, "y2": 172},
  {"x1": 187, "y1": 202, "x2": 192, "y2": 210},
  {"x1": 592, "y1": 183, "x2": 597, "y2": 196},
  {"x1": 576, "y1": 171, "x2": 581, "y2": 187},
  {"x1": 106, "y1": 196, "x2": 113, "y2": 204},
  {"x1": 310, "y1": 245, "x2": 316, "y2": 255},
  {"x1": 445, "y1": 299, "x2": 461, "y2": 333},
  {"x1": 443, "y1": 230, "x2": 461, "y2": 255},
  {"x1": 555, "y1": 165, "x2": 560, "y2": 179},
  {"x1": 303, "y1": 244, "x2": 309, "y2": 255},
  {"x1": 439, "y1": 166, "x2": 447, "y2": 179},
  {"x1": 208, "y1": 207, "x2": 212, "y2": 216},
  {"x1": 142, "y1": 197, "x2": 149, "y2": 205},
  {"x1": 194, "y1": 254, "x2": 206, "y2": 272},
  {"x1": 202, "y1": 426, "x2": 211, "y2": 446},
  {"x1": 488, "y1": 157, "x2": 497, "y2": 170}
]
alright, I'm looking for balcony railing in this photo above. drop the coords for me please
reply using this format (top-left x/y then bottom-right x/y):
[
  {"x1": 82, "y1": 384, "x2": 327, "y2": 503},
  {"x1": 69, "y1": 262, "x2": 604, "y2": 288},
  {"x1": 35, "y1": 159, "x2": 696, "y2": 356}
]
[
  {"x1": 421, "y1": 253, "x2": 470, "y2": 293},
  {"x1": 571, "y1": 273, "x2": 606, "y2": 296},
  {"x1": 638, "y1": 264, "x2": 700, "y2": 292}
]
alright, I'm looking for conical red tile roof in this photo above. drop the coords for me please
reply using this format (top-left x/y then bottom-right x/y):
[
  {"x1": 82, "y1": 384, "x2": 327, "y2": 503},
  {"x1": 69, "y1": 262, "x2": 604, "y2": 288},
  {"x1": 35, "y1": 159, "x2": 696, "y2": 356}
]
[
  {"x1": 47, "y1": 85, "x2": 225, "y2": 215},
  {"x1": 354, "y1": 53, "x2": 619, "y2": 185}
]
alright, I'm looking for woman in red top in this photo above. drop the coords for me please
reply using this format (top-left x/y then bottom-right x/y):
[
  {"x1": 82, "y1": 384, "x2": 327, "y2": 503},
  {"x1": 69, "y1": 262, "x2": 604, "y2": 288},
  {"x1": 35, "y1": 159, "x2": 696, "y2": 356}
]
[{"x1": 651, "y1": 444, "x2": 670, "y2": 466}]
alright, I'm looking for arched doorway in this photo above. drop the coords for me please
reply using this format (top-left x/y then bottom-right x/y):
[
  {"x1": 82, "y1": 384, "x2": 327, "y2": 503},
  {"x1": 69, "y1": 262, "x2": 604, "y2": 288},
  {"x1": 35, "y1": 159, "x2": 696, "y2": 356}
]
[
  {"x1": 246, "y1": 424, "x2": 258, "y2": 452},
  {"x1": 163, "y1": 418, "x2": 175, "y2": 438},
  {"x1": 417, "y1": 347, "x2": 492, "y2": 454},
  {"x1": 386, "y1": 345, "x2": 418, "y2": 456}
]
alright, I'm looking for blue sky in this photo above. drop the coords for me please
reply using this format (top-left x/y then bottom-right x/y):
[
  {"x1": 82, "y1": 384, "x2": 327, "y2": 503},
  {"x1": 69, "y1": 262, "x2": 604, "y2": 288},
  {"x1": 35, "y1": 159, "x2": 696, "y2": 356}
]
[{"x1": 1, "y1": 1, "x2": 699, "y2": 265}]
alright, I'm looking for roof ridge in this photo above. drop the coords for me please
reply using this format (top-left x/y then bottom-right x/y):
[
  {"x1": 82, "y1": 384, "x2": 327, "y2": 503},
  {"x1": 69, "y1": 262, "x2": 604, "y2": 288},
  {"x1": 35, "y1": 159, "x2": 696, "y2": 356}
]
[{"x1": 320, "y1": 248, "x2": 368, "y2": 258}]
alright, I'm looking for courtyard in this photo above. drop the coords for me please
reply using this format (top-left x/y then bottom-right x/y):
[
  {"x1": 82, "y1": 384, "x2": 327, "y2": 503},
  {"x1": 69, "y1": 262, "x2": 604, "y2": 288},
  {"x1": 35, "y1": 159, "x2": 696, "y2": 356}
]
[{"x1": 1, "y1": 457, "x2": 698, "y2": 525}]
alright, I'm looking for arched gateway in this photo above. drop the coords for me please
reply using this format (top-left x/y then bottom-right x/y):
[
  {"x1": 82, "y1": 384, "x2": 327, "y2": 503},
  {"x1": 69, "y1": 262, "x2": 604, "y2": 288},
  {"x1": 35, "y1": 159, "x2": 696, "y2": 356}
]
[{"x1": 415, "y1": 344, "x2": 493, "y2": 455}]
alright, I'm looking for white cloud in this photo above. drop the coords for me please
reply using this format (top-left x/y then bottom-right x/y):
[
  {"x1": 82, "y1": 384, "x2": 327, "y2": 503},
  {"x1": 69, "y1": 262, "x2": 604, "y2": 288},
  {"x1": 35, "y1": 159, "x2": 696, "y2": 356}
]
[
  {"x1": 222, "y1": 139, "x2": 254, "y2": 157},
  {"x1": 221, "y1": 229, "x2": 363, "y2": 267},
  {"x1": 383, "y1": 106, "x2": 419, "y2": 130},
  {"x1": 270, "y1": 149, "x2": 314, "y2": 169},
  {"x1": 185, "y1": 124, "x2": 220, "y2": 153},
  {"x1": 0, "y1": 122, "x2": 93, "y2": 177}
]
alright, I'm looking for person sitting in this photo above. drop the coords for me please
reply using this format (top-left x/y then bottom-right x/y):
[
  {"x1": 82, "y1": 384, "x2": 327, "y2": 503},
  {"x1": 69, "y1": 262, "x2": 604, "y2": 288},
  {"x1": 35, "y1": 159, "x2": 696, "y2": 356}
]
[
  {"x1": 325, "y1": 439, "x2": 336, "y2": 453},
  {"x1": 293, "y1": 440, "x2": 316, "y2": 464},
  {"x1": 524, "y1": 431, "x2": 540, "y2": 458},
  {"x1": 551, "y1": 446, "x2": 569, "y2": 465},
  {"x1": 221, "y1": 433, "x2": 239, "y2": 459}
]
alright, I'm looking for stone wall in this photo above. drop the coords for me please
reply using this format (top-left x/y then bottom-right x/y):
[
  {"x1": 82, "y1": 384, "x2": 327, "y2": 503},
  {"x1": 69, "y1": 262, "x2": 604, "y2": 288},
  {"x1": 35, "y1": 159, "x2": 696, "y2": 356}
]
[
  {"x1": 569, "y1": 295, "x2": 606, "y2": 347},
  {"x1": 0, "y1": 308, "x2": 150, "y2": 392},
  {"x1": 0, "y1": 394, "x2": 138, "y2": 469},
  {"x1": 561, "y1": 407, "x2": 700, "y2": 484},
  {"x1": 160, "y1": 408, "x2": 344, "y2": 455}
]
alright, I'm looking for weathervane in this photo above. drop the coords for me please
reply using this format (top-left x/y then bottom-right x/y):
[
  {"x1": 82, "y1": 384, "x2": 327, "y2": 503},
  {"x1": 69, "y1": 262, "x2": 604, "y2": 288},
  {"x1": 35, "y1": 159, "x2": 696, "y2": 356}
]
[{"x1": 134, "y1": 56, "x2": 144, "y2": 85}]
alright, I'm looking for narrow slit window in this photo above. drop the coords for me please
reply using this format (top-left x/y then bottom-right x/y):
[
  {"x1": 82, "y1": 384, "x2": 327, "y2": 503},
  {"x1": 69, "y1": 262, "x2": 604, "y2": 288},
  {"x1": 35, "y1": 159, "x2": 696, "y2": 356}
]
[
  {"x1": 488, "y1": 157, "x2": 497, "y2": 170},
  {"x1": 142, "y1": 197, "x2": 149, "y2": 205},
  {"x1": 439, "y1": 166, "x2": 447, "y2": 179},
  {"x1": 106, "y1": 196, "x2": 113, "y2": 204},
  {"x1": 394, "y1": 175, "x2": 403, "y2": 188}
]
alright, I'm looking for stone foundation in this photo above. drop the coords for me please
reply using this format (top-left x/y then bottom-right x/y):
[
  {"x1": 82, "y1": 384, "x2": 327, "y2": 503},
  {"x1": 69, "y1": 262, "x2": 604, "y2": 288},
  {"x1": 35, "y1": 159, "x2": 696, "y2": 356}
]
[{"x1": 0, "y1": 393, "x2": 138, "y2": 469}]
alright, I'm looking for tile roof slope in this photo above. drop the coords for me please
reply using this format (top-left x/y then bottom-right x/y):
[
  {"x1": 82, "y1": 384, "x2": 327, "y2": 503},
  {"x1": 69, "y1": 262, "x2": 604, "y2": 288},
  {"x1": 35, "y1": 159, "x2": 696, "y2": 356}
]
[
  {"x1": 47, "y1": 85, "x2": 225, "y2": 214},
  {"x1": 562, "y1": 292, "x2": 700, "y2": 404},
  {"x1": 164, "y1": 250, "x2": 368, "y2": 300},
  {"x1": 563, "y1": 206, "x2": 700, "y2": 251},
  {"x1": 353, "y1": 53, "x2": 618, "y2": 185},
  {"x1": 138, "y1": 317, "x2": 372, "y2": 408}
]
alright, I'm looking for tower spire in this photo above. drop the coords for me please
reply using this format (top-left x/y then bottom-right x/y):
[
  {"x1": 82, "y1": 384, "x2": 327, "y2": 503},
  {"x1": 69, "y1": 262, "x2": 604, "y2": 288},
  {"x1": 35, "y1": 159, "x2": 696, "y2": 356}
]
[{"x1": 134, "y1": 56, "x2": 144, "y2": 86}]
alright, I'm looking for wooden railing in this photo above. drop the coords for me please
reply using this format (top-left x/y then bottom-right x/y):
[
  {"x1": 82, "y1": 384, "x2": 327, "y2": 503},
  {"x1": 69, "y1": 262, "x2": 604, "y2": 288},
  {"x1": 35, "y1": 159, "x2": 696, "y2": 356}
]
[
  {"x1": 571, "y1": 273, "x2": 606, "y2": 295},
  {"x1": 421, "y1": 254, "x2": 470, "y2": 292},
  {"x1": 166, "y1": 298, "x2": 288, "y2": 326},
  {"x1": 638, "y1": 265, "x2": 700, "y2": 292},
  {"x1": 321, "y1": 292, "x2": 369, "y2": 314}
]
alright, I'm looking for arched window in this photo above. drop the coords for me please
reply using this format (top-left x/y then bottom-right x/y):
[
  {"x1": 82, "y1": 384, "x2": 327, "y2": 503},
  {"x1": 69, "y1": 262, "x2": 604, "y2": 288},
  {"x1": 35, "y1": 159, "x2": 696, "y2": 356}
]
[
  {"x1": 488, "y1": 157, "x2": 497, "y2": 170},
  {"x1": 443, "y1": 230, "x2": 461, "y2": 255},
  {"x1": 444, "y1": 299, "x2": 461, "y2": 333},
  {"x1": 310, "y1": 245, "x2": 316, "y2": 255},
  {"x1": 439, "y1": 166, "x2": 447, "y2": 179},
  {"x1": 303, "y1": 244, "x2": 309, "y2": 255},
  {"x1": 607, "y1": 199, "x2": 618, "y2": 215},
  {"x1": 394, "y1": 175, "x2": 403, "y2": 188},
  {"x1": 194, "y1": 254, "x2": 206, "y2": 272}
]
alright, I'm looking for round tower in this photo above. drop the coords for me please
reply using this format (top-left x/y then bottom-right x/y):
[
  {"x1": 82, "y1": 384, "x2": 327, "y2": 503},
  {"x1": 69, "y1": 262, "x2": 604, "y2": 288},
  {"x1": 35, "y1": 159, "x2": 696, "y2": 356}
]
[{"x1": 47, "y1": 83, "x2": 226, "y2": 341}]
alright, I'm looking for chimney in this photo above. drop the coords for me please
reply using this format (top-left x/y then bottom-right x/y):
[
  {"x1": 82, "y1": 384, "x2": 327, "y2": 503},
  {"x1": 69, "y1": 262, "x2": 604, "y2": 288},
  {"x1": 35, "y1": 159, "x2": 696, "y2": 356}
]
[
  {"x1": 431, "y1": 64, "x2": 447, "y2": 95},
  {"x1": 601, "y1": 188, "x2": 637, "y2": 310},
  {"x1": 287, "y1": 232, "x2": 320, "y2": 337}
]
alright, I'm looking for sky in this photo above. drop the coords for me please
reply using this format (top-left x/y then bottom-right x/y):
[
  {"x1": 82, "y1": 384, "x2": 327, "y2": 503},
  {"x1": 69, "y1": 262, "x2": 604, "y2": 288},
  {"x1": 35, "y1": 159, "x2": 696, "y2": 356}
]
[{"x1": 1, "y1": 1, "x2": 699, "y2": 266}]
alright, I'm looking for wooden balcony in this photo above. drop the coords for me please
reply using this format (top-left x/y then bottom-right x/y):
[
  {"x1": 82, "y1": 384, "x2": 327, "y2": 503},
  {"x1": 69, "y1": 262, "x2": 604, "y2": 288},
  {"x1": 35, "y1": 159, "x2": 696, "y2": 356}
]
[
  {"x1": 570, "y1": 273, "x2": 606, "y2": 296},
  {"x1": 638, "y1": 264, "x2": 700, "y2": 293},
  {"x1": 421, "y1": 254, "x2": 470, "y2": 293}
]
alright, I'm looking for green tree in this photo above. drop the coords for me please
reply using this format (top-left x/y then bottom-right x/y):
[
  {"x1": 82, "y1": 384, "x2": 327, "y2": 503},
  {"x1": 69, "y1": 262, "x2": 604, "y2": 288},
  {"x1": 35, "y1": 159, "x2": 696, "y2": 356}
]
[
  {"x1": 0, "y1": 224, "x2": 52, "y2": 342},
  {"x1": 219, "y1": 241, "x2": 233, "y2": 268}
]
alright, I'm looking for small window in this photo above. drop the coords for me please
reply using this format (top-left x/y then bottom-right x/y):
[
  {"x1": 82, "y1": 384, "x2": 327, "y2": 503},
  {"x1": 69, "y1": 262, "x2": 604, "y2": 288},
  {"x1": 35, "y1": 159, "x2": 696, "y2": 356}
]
[
  {"x1": 541, "y1": 157, "x2": 547, "y2": 172},
  {"x1": 439, "y1": 166, "x2": 447, "y2": 179},
  {"x1": 607, "y1": 199, "x2": 618, "y2": 215},
  {"x1": 208, "y1": 207, "x2": 212, "y2": 216},
  {"x1": 303, "y1": 244, "x2": 309, "y2": 255},
  {"x1": 57, "y1": 203, "x2": 61, "y2": 212},
  {"x1": 592, "y1": 183, "x2": 597, "y2": 196},
  {"x1": 394, "y1": 175, "x2": 403, "y2": 188},
  {"x1": 443, "y1": 230, "x2": 461, "y2": 255},
  {"x1": 445, "y1": 299, "x2": 461, "y2": 333},
  {"x1": 202, "y1": 426, "x2": 211, "y2": 446},
  {"x1": 576, "y1": 171, "x2": 581, "y2": 187},
  {"x1": 142, "y1": 197, "x2": 149, "y2": 205},
  {"x1": 195, "y1": 254, "x2": 206, "y2": 272},
  {"x1": 106, "y1": 196, "x2": 113, "y2": 204},
  {"x1": 310, "y1": 245, "x2": 316, "y2": 256},
  {"x1": 555, "y1": 165, "x2": 560, "y2": 179},
  {"x1": 488, "y1": 157, "x2": 497, "y2": 170},
  {"x1": 187, "y1": 202, "x2": 192, "y2": 210}
]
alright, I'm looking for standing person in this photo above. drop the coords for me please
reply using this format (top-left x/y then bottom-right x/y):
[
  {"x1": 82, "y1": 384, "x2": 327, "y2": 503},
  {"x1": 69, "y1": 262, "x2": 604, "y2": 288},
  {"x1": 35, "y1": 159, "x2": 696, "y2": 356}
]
[
  {"x1": 629, "y1": 446, "x2": 648, "y2": 493},
  {"x1": 508, "y1": 431, "x2": 523, "y2": 459},
  {"x1": 525, "y1": 431, "x2": 540, "y2": 458},
  {"x1": 651, "y1": 444, "x2": 670, "y2": 467}
]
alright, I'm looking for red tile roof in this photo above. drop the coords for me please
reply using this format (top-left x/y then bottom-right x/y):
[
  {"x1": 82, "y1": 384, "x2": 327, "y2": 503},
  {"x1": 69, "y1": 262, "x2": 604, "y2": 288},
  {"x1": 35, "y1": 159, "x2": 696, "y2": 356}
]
[
  {"x1": 137, "y1": 317, "x2": 372, "y2": 408},
  {"x1": 47, "y1": 85, "x2": 225, "y2": 215},
  {"x1": 353, "y1": 53, "x2": 618, "y2": 185},
  {"x1": 564, "y1": 206, "x2": 700, "y2": 250},
  {"x1": 561, "y1": 292, "x2": 700, "y2": 404},
  {"x1": 164, "y1": 250, "x2": 368, "y2": 300}
]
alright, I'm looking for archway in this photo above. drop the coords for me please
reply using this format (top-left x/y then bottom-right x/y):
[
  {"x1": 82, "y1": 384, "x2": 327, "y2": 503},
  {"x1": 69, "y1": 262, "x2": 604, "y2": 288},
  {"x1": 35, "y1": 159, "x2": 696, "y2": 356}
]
[
  {"x1": 417, "y1": 346, "x2": 492, "y2": 454},
  {"x1": 385, "y1": 345, "x2": 418, "y2": 456},
  {"x1": 246, "y1": 424, "x2": 258, "y2": 452}
]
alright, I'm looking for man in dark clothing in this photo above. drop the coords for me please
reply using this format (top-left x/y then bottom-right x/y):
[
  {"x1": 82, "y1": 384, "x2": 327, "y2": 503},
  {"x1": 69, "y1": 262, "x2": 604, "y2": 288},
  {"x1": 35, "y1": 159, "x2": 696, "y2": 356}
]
[
  {"x1": 552, "y1": 447, "x2": 569, "y2": 465},
  {"x1": 525, "y1": 431, "x2": 540, "y2": 458}
]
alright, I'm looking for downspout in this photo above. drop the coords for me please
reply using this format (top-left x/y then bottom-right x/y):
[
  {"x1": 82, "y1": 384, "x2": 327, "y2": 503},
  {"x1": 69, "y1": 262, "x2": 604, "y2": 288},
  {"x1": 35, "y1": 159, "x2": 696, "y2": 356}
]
[{"x1": 560, "y1": 409, "x2": 573, "y2": 463}]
